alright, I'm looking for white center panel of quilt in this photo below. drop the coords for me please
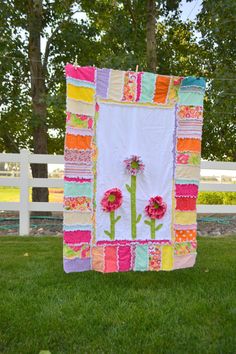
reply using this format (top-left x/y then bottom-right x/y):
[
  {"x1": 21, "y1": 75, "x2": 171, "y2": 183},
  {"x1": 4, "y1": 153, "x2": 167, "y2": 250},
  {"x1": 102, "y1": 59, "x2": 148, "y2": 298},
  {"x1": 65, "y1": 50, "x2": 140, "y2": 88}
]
[{"x1": 95, "y1": 103, "x2": 175, "y2": 242}]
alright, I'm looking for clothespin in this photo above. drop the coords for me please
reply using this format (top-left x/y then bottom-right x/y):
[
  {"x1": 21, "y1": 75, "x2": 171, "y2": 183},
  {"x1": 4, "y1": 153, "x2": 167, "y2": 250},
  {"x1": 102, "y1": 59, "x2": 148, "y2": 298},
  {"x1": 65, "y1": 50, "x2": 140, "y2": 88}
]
[
  {"x1": 135, "y1": 65, "x2": 139, "y2": 72},
  {"x1": 74, "y1": 55, "x2": 78, "y2": 67}
]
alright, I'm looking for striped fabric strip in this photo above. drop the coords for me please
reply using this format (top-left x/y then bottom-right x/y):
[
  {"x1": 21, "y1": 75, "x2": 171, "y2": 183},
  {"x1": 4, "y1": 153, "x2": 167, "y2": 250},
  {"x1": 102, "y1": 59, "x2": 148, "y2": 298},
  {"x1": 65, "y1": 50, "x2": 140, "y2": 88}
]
[
  {"x1": 174, "y1": 224, "x2": 197, "y2": 230},
  {"x1": 178, "y1": 119, "x2": 203, "y2": 126},
  {"x1": 64, "y1": 164, "x2": 93, "y2": 179},
  {"x1": 64, "y1": 176, "x2": 92, "y2": 183},
  {"x1": 135, "y1": 72, "x2": 143, "y2": 101}
]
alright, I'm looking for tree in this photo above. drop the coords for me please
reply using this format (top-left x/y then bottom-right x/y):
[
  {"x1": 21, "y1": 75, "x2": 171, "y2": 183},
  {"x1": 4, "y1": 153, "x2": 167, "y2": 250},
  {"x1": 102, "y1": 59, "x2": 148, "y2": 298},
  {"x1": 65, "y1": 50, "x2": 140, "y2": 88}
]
[
  {"x1": 1, "y1": 0, "x2": 235, "y2": 167},
  {"x1": 146, "y1": 0, "x2": 157, "y2": 72},
  {"x1": 28, "y1": 0, "x2": 49, "y2": 203},
  {"x1": 0, "y1": 0, "x2": 100, "y2": 204},
  {"x1": 197, "y1": 0, "x2": 236, "y2": 161}
]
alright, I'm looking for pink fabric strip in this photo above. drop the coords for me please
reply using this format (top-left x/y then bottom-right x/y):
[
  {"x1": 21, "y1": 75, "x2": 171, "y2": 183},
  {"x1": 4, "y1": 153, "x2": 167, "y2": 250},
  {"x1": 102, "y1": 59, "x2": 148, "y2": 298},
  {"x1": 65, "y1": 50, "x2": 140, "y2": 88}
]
[
  {"x1": 64, "y1": 230, "x2": 91, "y2": 243},
  {"x1": 118, "y1": 246, "x2": 132, "y2": 271},
  {"x1": 97, "y1": 239, "x2": 171, "y2": 246},
  {"x1": 135, "y1": 72, "x2": 143, "y2": 101},
  {"x1": 175, "y1": 184, "x2": 198, "y2": 197},
  {"x1": 64, "y1": 176, "x2": 92, "y2": 183},
  {"x1": 104, "y1": 246, "x2": 118, "y2": 272},
  {"x1": 65, "y1": 64, "x2": 96, "y2": 83}
]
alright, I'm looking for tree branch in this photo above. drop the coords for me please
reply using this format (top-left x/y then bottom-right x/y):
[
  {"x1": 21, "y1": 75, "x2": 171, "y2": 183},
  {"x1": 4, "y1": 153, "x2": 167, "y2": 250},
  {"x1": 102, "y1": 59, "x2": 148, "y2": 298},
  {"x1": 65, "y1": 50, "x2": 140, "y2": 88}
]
[
  {"x1": 1, "y1": 132, "x2": 20, "y2": 153},
  {"x1": 43, "y1": 25, "x2": 62, "y2": 71},
  {"x1": 43, "y1": 11, "x2": 78, "y2": 71},
  {"x1": 125, "y1": 0, "x2": 136, "y2": 26}
]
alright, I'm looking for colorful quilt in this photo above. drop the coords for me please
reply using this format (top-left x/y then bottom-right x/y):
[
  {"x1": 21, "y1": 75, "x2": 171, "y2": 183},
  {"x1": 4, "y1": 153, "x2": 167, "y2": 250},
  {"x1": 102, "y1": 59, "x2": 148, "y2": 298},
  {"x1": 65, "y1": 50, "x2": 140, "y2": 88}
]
[{"x1": 63, "y1": 64, "x2": 205, "y2": 273}]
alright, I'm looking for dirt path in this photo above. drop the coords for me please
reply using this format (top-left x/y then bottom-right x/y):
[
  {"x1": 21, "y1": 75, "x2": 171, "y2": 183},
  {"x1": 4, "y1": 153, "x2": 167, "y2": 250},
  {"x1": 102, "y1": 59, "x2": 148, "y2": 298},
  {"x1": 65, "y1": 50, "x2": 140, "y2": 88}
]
[{"x1": 0, "y1": 212, "x2": 236, "y2": 236}]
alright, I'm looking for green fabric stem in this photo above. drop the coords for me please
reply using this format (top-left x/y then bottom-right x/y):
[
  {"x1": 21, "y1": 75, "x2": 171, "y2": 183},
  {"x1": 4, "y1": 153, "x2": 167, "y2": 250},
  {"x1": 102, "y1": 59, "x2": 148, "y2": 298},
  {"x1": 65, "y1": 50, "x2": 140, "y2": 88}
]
[
  {"x1": 145, "y1": 219, "x2": 163, "y2": 239},
  {"x1": 104, "y1": 211, "x2": 121, "y2": 240},
  {"x1": 110, "y1": 211, "x2": 115, "y2": 240},
  {"x1": 126, "y1": 175, "x2": 141, "y2": 239},
  {"x1": 131, "y1": 175, "x2": 136, "y2": 239},
  {"x1": 151, "y1": 219, "x2": 156, "y2": 239}
]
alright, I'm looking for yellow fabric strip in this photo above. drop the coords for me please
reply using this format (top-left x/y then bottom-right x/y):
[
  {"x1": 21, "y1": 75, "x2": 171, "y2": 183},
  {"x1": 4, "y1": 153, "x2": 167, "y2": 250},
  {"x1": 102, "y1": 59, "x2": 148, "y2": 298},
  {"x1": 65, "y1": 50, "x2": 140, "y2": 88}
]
[
  {"x1": 107, "y1": 70, "x2": 125, "y2": 101},
  {"x1": 66, "y1": 98, "x2": 95, "y2": 116},
  {"x1": 64, "y1": 212, "x2": 92, "y2": 225},
  {"x1": 175, "y1": 211, "x2": 197, "y2": 225},
  {"x1": 162, "y1": 245, "x2": 174, "y2": 270},
  {"x1": 67, "y1": 84, "x2": 95, "y2": 103},
  {"x1": 175, "y1": 165, "x2": 200, "y2": 179},
  {"x1": 98, "y1": 98, "x2": 174, "y2": 109}
]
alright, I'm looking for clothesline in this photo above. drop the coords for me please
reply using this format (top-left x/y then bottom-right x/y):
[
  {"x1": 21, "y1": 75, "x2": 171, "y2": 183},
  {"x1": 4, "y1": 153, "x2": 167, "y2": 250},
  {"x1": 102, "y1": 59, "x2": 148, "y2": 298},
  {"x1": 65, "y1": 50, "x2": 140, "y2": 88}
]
[
  {"x1": 0, "y1": 109, "x2": 235, "y2": 115},
  {"x1": 0, "y1": 56, "x2": 236, "y2": 81}
]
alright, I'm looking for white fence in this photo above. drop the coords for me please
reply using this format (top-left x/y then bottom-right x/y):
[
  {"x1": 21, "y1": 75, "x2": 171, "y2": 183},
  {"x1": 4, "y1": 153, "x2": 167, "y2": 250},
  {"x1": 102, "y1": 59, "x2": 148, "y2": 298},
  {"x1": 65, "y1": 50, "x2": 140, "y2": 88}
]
[{"x1": 0, "y1": 149, "x2": 235, "y2": 235}]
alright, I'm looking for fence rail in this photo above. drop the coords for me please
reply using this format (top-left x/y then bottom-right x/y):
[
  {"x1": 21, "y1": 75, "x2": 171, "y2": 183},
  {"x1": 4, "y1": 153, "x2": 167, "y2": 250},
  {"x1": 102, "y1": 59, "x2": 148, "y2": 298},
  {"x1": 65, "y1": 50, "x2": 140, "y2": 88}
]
[{"x1": 0, "y1": 149, "x2": 235, "y2": 235}]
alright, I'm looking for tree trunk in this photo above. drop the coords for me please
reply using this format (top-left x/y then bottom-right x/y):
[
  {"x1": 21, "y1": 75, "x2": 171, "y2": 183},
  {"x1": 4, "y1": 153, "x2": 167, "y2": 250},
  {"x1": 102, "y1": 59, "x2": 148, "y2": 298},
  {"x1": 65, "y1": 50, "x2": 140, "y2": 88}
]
[
  {"x1": 27, "y1": 0, "x2": 49, "y2": 210},
  {"x1": 146, "y1": 0, "x2": 157, "y2": 72}
]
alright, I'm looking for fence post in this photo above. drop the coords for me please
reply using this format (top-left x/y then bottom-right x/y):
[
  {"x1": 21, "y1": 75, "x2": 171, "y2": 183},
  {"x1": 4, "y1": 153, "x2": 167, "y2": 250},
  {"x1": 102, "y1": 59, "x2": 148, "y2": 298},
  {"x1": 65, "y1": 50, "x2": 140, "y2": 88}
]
[{"x1": 19, "y1": 149, "x2": 30, "y2": 235}]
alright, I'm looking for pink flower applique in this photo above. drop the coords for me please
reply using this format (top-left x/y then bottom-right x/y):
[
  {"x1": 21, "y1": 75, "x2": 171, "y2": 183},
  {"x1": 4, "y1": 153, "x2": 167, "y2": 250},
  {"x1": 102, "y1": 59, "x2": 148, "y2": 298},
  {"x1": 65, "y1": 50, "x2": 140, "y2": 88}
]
[
  {"x1": 101, "y1": 188, "x2": 123, "y2": 240},
  {"x1": 145, "y1": 196, "x2": 167, "y2": 220},
  {"x1": 101, "y1": 188, "x2": 123, "y2": 212},
  {"x1": 124, "y1": 155, "x2": 145, "y2": 176},
  {"x1": 144, "y1": 196, "x2": 167, "y2": 240}
]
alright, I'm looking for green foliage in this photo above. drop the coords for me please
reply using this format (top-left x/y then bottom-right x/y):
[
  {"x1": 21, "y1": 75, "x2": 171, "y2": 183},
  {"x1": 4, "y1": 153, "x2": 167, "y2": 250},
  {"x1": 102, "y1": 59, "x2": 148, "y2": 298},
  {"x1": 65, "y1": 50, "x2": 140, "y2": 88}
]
[
  {"x1": 197, "y1": 0, "x2": 236, "y2": 161},
  {"x1": 197, "y1": 192, "x2": 236, "y2": 205},
  {"x1": 0, "y1": 0, "x2": 100, "y2": 154},
  {"x1": 0, "y1": 0, "x2": 235, "y2": 161}
]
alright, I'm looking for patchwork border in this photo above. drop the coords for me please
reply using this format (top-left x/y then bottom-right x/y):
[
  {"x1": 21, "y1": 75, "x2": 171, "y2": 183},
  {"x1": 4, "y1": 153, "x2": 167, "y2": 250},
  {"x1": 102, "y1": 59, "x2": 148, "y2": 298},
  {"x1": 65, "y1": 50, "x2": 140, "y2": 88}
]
[{"x1": 63, "y1": 64, "x2": 205, "y2": 273}]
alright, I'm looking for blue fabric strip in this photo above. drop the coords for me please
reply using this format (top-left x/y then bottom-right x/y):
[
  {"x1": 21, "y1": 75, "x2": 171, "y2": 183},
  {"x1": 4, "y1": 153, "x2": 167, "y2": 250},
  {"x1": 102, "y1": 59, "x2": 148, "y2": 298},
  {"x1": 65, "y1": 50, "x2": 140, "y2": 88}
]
[
  {"x1": 181, "y1": 77, "x2": 206, "y2": 89},
  {"x1": 64, "y1": 182, "x2": 92, "y2": 197},
  {"x1": 179, "y1": 92, "x2": 204, "y2": 106},
  {"x1": 134, "y1": 245, "x2": 148, "y2": 271},
  {"x1": 139, "y1": 73, "x2": 156, "y2": 102},
  {"x1": 67, "y1": 77, "x2": 95, "y2": 89},
  {"x1": 63, "y1": 224, "x2": 92, "y2": 231}
]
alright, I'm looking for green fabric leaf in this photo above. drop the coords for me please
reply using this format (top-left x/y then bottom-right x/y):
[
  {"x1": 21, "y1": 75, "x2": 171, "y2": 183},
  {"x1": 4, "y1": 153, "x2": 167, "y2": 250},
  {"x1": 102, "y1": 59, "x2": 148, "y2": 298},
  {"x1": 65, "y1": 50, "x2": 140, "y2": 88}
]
[
  {"x1": 104, "y1": 230, "x2": 111, "y2": 237},
  {"x1": 136, "y1": 214, "x2": 142, "y2": 224},
  {"x1": 115, "y1": 215, "x2": 121, "y2": 223},
  {"x1": 126, "y1": 184, "x2": 131, "y2": 193},
  {"x1": 155, "y1": 224, "x2": 163, "y2": 231}
]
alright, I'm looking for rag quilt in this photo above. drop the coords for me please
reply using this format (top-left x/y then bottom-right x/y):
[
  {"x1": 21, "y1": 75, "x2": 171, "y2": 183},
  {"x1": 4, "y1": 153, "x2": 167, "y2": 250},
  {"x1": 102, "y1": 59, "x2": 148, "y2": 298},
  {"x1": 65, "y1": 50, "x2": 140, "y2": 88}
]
[{"x1": 63, "y1": 64, "x2": 205, "y2": 273}]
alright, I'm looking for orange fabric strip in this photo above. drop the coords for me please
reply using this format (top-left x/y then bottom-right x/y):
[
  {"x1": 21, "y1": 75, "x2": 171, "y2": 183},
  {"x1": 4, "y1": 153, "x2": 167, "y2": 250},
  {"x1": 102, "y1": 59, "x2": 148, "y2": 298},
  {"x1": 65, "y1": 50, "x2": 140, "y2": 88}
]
[
  {"x1": 153, "y1": 76, "x2": 171, "y2": 104},
  {"x1": 65, "y1": 134, "x2": 92, "y2": 149},
  {"x1": 92, "y1": 247, "x2": 104, "y2": 272},
  {"x1": 175, "y1": 229, "x2": 197, "y2": 242},
  {"x1": 177, "y1": 138, "x2": 201, "y2": 152}
]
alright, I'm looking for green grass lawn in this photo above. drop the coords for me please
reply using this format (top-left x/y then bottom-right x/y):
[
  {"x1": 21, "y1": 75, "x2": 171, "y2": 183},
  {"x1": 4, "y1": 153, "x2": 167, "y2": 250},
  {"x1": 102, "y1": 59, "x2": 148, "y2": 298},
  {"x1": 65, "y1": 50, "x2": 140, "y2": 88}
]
[
  {"x1": 0, "y1": 237, "x2": 235, "y2": 354},
  {"x1": 0, "y1": 187, "x2": 63, "y2": 203}
]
